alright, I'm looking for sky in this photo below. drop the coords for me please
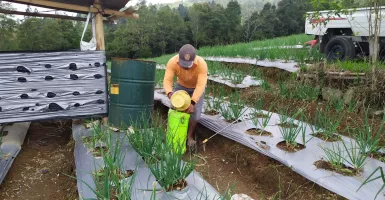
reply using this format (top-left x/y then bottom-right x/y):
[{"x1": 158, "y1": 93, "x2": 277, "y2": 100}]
[{"x1": 9, "y1": 0, "x2": 181, "y2": 20}]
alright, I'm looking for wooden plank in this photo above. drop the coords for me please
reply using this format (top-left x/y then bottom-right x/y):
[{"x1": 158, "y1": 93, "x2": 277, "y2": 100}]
[
  {"x1": 5, "y1": 0, "x2": 138, "y2": 18},
  {"x1": 94, "y1": 0, "x2": 105, "y2": 51},
  {"x1": 0, "y1": 8, "x2": 113, "y2": 22}
]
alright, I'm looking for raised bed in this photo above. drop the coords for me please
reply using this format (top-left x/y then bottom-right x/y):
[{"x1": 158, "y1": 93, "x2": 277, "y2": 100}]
[
  {"x1": 154, "y1": 90, "x2": 385, "y2": 200},
  {"x1": 72, "y1": 122, "x2": 221, "y2": 199}
]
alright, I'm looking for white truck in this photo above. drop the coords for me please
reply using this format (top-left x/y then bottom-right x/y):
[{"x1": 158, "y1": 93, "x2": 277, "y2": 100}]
[{"x1": 305, "y1": 7, "x2": 385, "y2": 61}]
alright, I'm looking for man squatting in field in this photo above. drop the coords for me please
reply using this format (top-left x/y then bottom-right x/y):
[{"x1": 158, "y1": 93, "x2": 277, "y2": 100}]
[{"x1": 163, "y1": 44, "x2": 208, "y2": 147}]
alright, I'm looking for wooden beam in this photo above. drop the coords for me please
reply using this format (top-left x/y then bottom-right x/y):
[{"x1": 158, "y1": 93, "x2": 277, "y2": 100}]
[
  {"x1": 94, "y1": 0, "x2": 105, "y2": 51},
  {"x1": 5, "y1": 0, "x2": 138, "y2": 18},
  {"x1": 0, "y1": 8, "x2": 114, "y2": 22}
]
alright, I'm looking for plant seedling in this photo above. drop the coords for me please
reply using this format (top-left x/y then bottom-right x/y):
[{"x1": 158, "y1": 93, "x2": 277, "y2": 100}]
[
  {"x1": 319, "y1": 143, "x2": 344, "y2": 171},
  {"x1": 342, "y1": 139, "x2": 368, "y2": 173},
  {"x1": 357, "y1": 167, "x2": 385, "y2": 199},
  {"x1": 219, "y1": 92, "x2": 245, "y2": 122},
  {"x1": 279, "y1": 119, "x2": 303, "y2": 148},
  {"x1": 148, "y1": 143, "x2": 196, "y2": 192},
  {"x1": 353, "y1": 108, "x2": 385, "y2": 154},
  {"x1": 311, "y1": 105, "x2": 343, "y2": 141}
]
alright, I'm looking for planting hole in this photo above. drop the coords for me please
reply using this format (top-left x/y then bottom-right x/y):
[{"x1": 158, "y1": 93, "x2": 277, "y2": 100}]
[
  {"x1": 312, "y1": 132, "x2": 341, "y2": 142},
  {"x1": 278, "y1": 122, "x2": 298, "y2": 128},
  {"x1": 166, "y1": 179, "x2": 188, "y2": 192},
  {"x1": 314, "y1": 160, "x2": 358, "y2": 176},
  {"x1": 276, "y1": 141, "x2": 305, "y2": 153},
  {"x1": 246, "y1": 128, "x2": 272, "y2": 136},
  {"x1": 204, "y1": 110, "x2": 219, "y2": 116}
]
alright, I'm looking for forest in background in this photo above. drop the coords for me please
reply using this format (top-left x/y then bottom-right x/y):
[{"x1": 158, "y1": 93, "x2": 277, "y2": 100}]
[{"x1": 0, "y1": 0, "x2": 315, "y2": 58}]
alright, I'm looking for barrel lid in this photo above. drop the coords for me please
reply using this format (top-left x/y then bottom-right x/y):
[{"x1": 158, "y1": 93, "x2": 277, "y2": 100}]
[{"x1": 171, "y1": 90, "x2": 191, "y2": 111}]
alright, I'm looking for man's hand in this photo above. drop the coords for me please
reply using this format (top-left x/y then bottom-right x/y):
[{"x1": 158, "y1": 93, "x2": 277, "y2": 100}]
[
  {"x1": 167, "y1": 92, "x2": 173, "y2": 99},
  {"x1": 186, "y1": 104, "x2": 194, "y2": 114}
]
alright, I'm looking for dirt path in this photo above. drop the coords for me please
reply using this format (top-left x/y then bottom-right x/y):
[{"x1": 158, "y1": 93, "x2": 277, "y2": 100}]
[{"x1": 0, "y1": 120, "x2": 77, "y2": 200}]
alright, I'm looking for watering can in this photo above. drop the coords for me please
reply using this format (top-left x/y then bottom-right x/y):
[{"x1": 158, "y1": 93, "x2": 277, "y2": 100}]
[{"x1": 166, "y1": 91, "x2": 191, "y2": 154}]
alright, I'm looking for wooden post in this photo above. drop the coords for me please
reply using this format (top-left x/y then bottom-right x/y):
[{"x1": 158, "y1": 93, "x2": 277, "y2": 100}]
[{"x1": 94, "y1": 0, "x2": 105, "y2": 51}]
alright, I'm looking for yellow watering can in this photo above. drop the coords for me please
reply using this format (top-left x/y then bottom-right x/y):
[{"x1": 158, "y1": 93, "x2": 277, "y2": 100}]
[{"x1": 167, "y1": 91, "x2": 191, "y2": 154}]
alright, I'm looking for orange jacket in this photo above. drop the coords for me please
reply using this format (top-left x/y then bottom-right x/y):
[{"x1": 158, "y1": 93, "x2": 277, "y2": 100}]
[{"x1": 163, "y1": 55, "x2": 208, "y2": 103}]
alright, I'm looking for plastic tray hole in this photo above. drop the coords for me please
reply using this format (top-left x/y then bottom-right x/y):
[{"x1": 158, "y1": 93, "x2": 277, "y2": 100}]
[
  {"x1": 69, "y1": 63, "x2": 77, "y2": 71},
  {"x1": 20, "y1": 94, "x2": 29, "y2": 99},
  {"x1": 45, "y1": 76, "x2": 54, "y2": 81},
  {"x1": 70, "y1": 74, "x2": 78, "y2": 80},
  {"x1": 94, "y1": 74, "x2": 103, "y2": 79},
  {"x1": 47, "y1": 92, "x2": 56, "y2": 98},
  {"x1": 18, "y1": 77, "x2": 27, "y2": 82}
]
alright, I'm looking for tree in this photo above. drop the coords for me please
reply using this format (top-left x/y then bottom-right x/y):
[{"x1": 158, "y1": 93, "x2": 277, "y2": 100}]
[
  {"x1": 0, "y1": 1, "x2": 17, "y2": 51},
  {"x1": 276, "y1": 0, "x2": 310, "y2": 36},
  {"x1": 242, "y1": 10, "x2": 259, "y2": 42},
  {"x1": 225, "y1": 0, "x2": 242, "y2": 43}
]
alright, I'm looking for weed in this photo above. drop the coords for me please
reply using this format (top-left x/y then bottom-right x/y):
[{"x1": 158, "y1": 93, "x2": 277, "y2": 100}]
[{"x1": 261, "y1": 80, "x2": 271, "y2": 91}]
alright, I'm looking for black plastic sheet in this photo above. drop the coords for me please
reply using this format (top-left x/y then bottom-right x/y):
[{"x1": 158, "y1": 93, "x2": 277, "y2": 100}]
[{"x1": 0, "y1": 51, "x2": 108, "y2": 123}]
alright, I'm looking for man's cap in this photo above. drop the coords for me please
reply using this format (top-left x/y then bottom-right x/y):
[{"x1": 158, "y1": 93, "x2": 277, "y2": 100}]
[{"x1": 178, "y1": 44, "x2": 196, "y2": 68}]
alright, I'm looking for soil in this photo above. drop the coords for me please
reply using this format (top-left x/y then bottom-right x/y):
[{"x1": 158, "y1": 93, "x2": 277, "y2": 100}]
[
  {"x1": 0, "y1": 120, "x2": 77, "y2": 200},
  {"x1": 153, "y1": 104, "x2": 344, "y2": 199},
  {"x1": 189, "y1": 124, "x2": 344, "y2": 200},
  {"x1": 166, "y1": 179, "x2": 188, "y2": 192},
  {"x1": 312, "y1": 133, "x2": 342, "y2": 142},
  {"x1": 92, "y1": 146, "x2": 108, "y2": 157},
  {"x1": 205, "y1": 110, "x2": 220, "y2": 116},
  {"x1": 276, "y1": 141, "x2": 306, "y2": 153},
  {"x1": 314, "y1": 160, "x2": 358, "y2": 176},
  {"x1": 246, "y1": 128, "x2": 272, "y2": 136},
  {"x1": 278, "y1": 122, "x2": 299, "y2": 128}
]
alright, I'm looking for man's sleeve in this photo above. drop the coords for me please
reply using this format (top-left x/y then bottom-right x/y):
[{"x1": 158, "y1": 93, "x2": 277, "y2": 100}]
[
  {"x1": 191, "y1": 61, "x2": 208, "y2": 103},
  {"x1": 163, "y1": 59, "x2": 175, "y2": 95}
]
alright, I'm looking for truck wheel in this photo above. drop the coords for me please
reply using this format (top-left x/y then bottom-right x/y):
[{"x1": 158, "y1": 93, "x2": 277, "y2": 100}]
[{"x1": 325, "y1": 37, "x2": 356, "y2": 61}]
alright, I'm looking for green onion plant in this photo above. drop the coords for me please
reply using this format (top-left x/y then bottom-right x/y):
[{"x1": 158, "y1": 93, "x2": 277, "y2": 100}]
[
  {"x1": 279, "y1": 120, "x2": 303, "y2": 147},
  {"x1": 342, "y1": 139, "x2": 368, "y2": 172},
  {"x1": 353, "y1": 108, "x2": 385, "y2": 154},
  {"x1": 357, "y1": 167, "x2": 385, "y2": 199},
  {"x1": 310, "y1": 105, "x2": 343, "y2": 141},
  {"x1": 319, "y1": 143, "x2": 344, "y2": 171},
  {"x1": 148, "y1": 142, "x2": 196, "y2": 192}
]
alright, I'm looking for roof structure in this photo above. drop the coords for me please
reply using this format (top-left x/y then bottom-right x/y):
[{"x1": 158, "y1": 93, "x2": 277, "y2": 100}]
[{"x1": 3, "y1": 0, "x2": 137, "y2": 18}]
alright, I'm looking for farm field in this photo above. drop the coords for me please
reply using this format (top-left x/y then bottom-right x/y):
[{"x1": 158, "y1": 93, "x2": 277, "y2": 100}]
[
  {"x1": 150, "y1": 52, "x2": 385, "y2": 199},
  {"x1": 149, "y1": 34, "x2": 385, "y2": 72}
]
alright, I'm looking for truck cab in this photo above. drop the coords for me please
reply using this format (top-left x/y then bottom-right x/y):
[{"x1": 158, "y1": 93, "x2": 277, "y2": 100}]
[{"x1": 305, "y1": 7, "x2": 385, "y2": 61}]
